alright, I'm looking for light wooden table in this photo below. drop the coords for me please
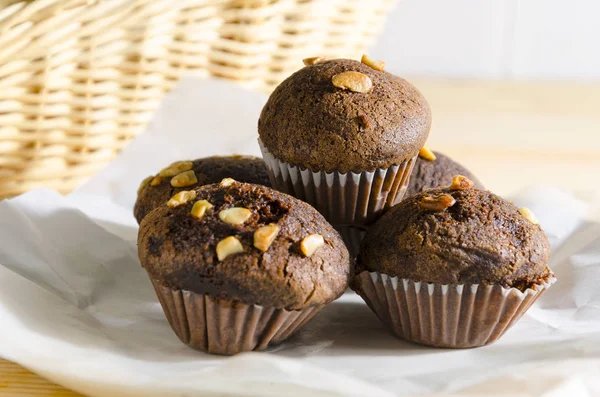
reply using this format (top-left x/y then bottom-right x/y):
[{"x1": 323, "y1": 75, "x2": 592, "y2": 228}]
[{"x1": 1, "y1": 79, "x2": 599, "y2": 396}]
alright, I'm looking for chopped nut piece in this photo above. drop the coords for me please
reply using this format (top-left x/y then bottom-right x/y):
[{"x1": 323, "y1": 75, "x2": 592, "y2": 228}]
[
  {"x1": 361, "y1": 54, "x2": 385, "y2": 71},
  {"x1": 303, "y1": 56, "x2": 327, "y2": 66},
  {"x1": 150, "y1": 176, "x2": 163, "y2": 186},
  {"x1": 216, "y1": 236, "x2": 244, "y2": 261},
  {"x1": 231, "y1": 154, "x2": 255, "y2": 159},
  {"x1": 219, "y1": 207, "x2": 252, "y2": 225},
  {"x1": 419, "y1": 194, "x2": 456, "y2": 211},
  {"x1": 518, "y1": 207, "x2": 539, "y2": 225},
  {"x1": 167, "y1": 190, "x2": 197, "y2": 208},
  {"x1": 332, "y1": 71, "x2": 373, "y2": 93},
  {"x1": 254, "y1": 223, "x2": 281, "y2": 252},
  {"x1": 159, "y1": 161, "x2": 193, "y2": 177},
  {"x1": 300, "y1": 234, "x2": 325, "y2": 257},
  {"x1": 190, "y1": 200, "x2": 213, "y2": 219},
  {"x1": 220, "y1": 177, "x2": 236, "y2": 187},
  {"x1": 171, "y1": 170, "x2": 198, "y2": 187},
  {"x1": 419, "y1": 147, "x2": 436, "y2": 161},
  {"x1": 138, "y1": 176, "x2": 153, "y2": 195},
  {"x1": 450, "y1": 175, "x2": 475, "y2": 190},
  {"x1": 358, "y1": 114, "x2": 371, "y2": 129}
]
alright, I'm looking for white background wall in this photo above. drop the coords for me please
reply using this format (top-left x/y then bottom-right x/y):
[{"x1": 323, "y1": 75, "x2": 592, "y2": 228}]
[{"x1": 371, "y1": 0, "x2": 600, "y2": 80}]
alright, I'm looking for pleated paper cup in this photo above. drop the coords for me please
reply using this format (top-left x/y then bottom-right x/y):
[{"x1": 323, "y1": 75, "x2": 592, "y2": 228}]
[
  {"x1": 259, "y1": 141, "x2": 417, "y2": 227},
  {"x1": 151, "y1": 279, "x2": 323, "y2": 355},
  {"x1": 352, "y1": 271, "x2": 556, "y2": 348}
]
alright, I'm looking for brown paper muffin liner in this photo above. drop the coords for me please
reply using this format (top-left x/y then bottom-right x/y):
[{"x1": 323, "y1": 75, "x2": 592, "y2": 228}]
[
  {"x1": 259, "y1": 141, "x2": 417, "y2": 226},
  {"x1": 353, "y1": 271, "x2": 557, "y2": 348},
  {"x1": 151, "y1": 279, "x2": 323, "y2": 355}
]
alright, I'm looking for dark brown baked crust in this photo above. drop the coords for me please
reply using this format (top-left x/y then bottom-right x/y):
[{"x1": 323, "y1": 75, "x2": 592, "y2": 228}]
[
  {"x1": 356, "y1": 187, "x2": 551, "y2": 290},
  {"x1": 138, "y1": 181, "x2": 351, "y2": 310},
  {"x1": 407, "y1": 151, "x2": 484, "y2": 196},
  {"x1": 258, "y1": 59, "x2": 431, "y2": 173},
  {"x1": 134, "y1": 155, "x2": 271, "y2": 223}
]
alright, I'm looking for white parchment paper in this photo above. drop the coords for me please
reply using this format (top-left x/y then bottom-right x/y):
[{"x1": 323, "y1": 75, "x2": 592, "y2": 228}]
[{"x1": 1, "y1": 78, "x2": 599, "y2": 397}]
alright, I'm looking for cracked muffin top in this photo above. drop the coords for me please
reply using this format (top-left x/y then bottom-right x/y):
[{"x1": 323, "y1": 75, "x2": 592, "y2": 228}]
[
  {"x1": 258, "y1": 58, "x2": 431, "y2": 173},
  {"x1": 138, "y1": 180, "x2": 351, "y2": 310},
  {"x1": 134, "y1": 155, "x2": 271, "y2": 223},
  {"x1": 406, "y1": 150, "x2": 484, "y2": 197},
  {"x1": 356, "y1": 177, "x2": 551, "y2": 290}
]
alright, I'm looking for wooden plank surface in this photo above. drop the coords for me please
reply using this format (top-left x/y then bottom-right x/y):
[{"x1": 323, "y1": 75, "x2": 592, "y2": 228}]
[
  {"x1": 0, "y1": 360, "x2": 81, "y2": 396},
  {"x1": 416, "y1": 79, "x2": 600, "y2": 197},
  {"x1": 1, "y1": 79, "x2": 599, "y2": 396}
]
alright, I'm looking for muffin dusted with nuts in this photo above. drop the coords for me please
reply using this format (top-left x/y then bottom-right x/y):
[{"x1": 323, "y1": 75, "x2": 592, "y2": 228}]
[
  {"x1": 134, "y1": 155, "x2": 271, "y2": 223},
  {"x1": 353, "y1": 176, "x2": 556, "y2": 348},
  {"x1": 138, "y1": 180, "x2": 351, "y2": 355},
  {"x1": 406, "y1": 148, "x2": 484, "y2": 197},
  {"x1": 258, "y1": 57, "x2": 431, "y2": 254},
  {"x1": 358, "y1": 176, "x2": 551, "y2": 288},
  {"x1": 259, "y1": 57, "x2": 430, "y2": 173}
]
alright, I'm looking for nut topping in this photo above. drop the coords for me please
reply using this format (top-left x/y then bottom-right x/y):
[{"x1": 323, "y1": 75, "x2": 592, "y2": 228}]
[
  {"x1": 332, "y1": 71, "x2": 373, "y2": 93},
  {"x1": 419, "y1": 194, "x2": 456, "y2": 211},
  {"x1": 300, "y1": 234, "x2": 325, "y2": 257},
  {"x1": 138, "y1": 176, "x2": 153, "y2": 195},
  {"x1": 303, "y1": 56, "x2": 327, "y2": 66},
  {"x1": 150, "y1": 176, "x2": 163, "y2": 186},
  {"x1": 358, "y1": 114, "x2": 371, "y2": 129},
  {"x1": 216, "y1": 236, "x2": 244, "y2": 261},
  {"x1": 167, "y1": 190, "x2": 197, "y2": 208},
  {"x1": 254, "y1": 223, "x2": 281, "y2": 252},
  {"x1": 190, "y1": 200, "x2": 213, "y2": 219},
  {"x1": 219, "y1": 207, "x2": 252, "y2": 225},
  {"x1": 170, "y1": 170, "x2": 198, "y2": 187},
  {"x1": 220, "y1": 177, "x2": 236, "y2": 187},
  {"x1": 231, "y1": 154, "x2": 256, "y2": 159},
  {"x1": 159, "y1": 161, "x2": 193, "y2": 177},
  {"x1": 361, "y1": 54, "x2": 385, "y2": 71},
  {"x1": 518, "y1": 207, "x2": 539, "y2": 225},
  {"x1": 418, "y1": 147, "x2": 436, "y2": 161},
  {"x1": 450, "y1": 175, "x2": 475, "y2": 190}
]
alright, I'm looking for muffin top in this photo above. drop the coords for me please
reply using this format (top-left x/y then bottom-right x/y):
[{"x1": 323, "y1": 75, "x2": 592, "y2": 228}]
[
  {"x1": 357, "y1": 178, "x2": 551, "y2": 290},
  {"x1": 406, "y1": 149, "x2": 484, "y2": 197},
  {"x1": 138, "y1": 181, "x2": 351, "y2": 310},
  {"x1": 258, "y1": 58, "x2": 431, "y2": 173},
  {"x1": 134, "y1": 155, "x2": 271, "y2": 223}
]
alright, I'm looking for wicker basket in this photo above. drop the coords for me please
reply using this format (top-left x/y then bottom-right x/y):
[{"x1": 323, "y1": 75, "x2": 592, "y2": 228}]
[{"x1": 0, "y1": 0, "x2": 397, "y2": 199}]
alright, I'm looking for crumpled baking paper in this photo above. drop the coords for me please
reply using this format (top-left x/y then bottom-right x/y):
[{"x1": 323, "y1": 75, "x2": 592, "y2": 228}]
[{"x1": 1, "y1": 78, "x2": 599, "y2": 397}]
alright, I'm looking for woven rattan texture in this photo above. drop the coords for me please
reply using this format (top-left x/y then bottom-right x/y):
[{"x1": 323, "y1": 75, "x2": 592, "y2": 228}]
[{"x1": 0, "y1": 0, "x2": 396, "y2": 198}]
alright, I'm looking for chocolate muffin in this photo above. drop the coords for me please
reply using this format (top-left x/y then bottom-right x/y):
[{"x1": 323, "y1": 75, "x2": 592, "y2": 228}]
[
  {"x1": 139, "y1": 180, "x2": 351, "y2": 354},
  {"x1": 258, "y1": 56, "x2": 432, "y2": 253},
  {"x1": 352, "y1": 176, "x2": 556, "y2": 348},
  {"x1": 134, "y1": 155, "x2": 270, "y2": 223},
  {"x1": 259, "y1": 58, "x2": 431, "y2": 173},
  {"x1": 406, "y1": 148, "x2": 484, "y2": 197},
  {"x1": 358, "y1": 178, "x2": 550, "y2": 289}
]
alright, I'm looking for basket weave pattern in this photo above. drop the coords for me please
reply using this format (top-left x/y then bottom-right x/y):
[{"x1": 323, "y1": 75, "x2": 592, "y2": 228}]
[{"x1": 0, "y1": 0, "x2": 397, "y2": 199}]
